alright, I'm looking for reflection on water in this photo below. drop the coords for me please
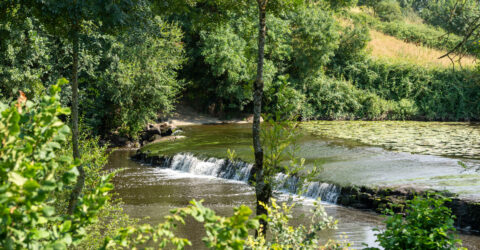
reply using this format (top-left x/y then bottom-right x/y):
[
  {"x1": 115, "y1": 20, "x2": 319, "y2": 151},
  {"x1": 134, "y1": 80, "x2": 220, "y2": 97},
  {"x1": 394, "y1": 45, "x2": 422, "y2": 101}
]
[{"x1": 106, "y1": 150, "x2": 480, "y2": 249}]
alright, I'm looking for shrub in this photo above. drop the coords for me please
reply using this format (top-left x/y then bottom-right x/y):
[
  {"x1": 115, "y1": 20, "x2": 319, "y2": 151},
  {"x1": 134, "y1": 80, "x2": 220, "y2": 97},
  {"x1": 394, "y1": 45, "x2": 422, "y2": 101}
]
[
  {"x1": 247, "y1": 199, "x2": 347, "y2": 249},
  {"x1": 373, "y1": 195, "x2": 465, "y2": 250},
  {"x1": 263, "y1": 75, "x2": 305, "y2": 119},
  {"x1": 0, "y1": 79, "x2": 114, "y2": 249},
  {"x1": 375, "y1": 0, "x2": 403, "y2": 22},
  {"x1": 391, "y1": 98, "x2": 418, "y2": 120},
  {"x1": 334, "y1": 59, "x2": 480, "y2": 121},
  {"x1": 301, "y1": 75, "x2": 398, "y2": 120}
]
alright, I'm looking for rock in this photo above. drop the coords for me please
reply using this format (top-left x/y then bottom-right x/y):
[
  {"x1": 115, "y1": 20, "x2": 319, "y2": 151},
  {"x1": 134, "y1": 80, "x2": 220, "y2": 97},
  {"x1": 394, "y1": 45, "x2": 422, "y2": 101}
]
[
  {"x1": 140, "y1": 122, "x2": 174, "y2": 144},
  {"x1": 245, "y1": 115, "x2": 264, "y2": 123},
  {"x1": 150, "y1": 134, "x2": 162, "y2": 142},
  {"x1": 172, "y1": 129, "x2": 183, "y2": 136}
]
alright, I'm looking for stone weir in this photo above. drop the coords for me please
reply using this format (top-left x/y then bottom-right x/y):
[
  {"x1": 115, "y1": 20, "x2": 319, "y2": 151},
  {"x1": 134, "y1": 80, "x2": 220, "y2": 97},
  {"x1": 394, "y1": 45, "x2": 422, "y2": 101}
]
[{"x1": 132, "y1": 151, "x2": 480, "y2": 233}]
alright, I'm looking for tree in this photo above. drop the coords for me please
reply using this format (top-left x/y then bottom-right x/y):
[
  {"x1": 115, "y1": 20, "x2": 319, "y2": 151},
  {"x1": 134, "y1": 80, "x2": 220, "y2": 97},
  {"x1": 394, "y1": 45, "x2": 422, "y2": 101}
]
[
  {"x1": 19, "y1": 0, "x2": 141, "y2": 213},
  {"x1": 250, "y1": 0, "x2": 356, "y2": 234},
  {"x1": 423, "y1": 0, "x2": 480, "y2": 59}
]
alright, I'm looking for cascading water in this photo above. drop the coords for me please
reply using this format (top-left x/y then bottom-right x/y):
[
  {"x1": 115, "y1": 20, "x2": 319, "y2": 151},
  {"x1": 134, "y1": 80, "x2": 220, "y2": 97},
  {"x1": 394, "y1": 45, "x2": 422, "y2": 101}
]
[
  {"x1": 167, "y1": 153, "x2": 252, "y2": 182},
  {"x1": 150, "y1": 153, "x2": 341, "y2": 203}
]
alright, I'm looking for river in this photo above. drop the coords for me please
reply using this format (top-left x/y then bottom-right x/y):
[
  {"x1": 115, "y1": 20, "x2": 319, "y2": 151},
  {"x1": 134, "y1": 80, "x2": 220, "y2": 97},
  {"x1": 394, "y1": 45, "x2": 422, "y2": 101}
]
[{"x1": 106, "y1": 122, "x2": 480, "y2": 249}]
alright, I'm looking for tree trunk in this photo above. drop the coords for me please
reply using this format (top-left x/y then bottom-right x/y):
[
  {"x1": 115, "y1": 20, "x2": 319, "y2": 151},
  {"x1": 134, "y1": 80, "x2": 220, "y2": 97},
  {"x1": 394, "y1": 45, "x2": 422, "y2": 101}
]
[
  {"x1": 252, "y1": 0, "x2": 270, "y2": 236},
  {"x1": 67, "y1": 27, "x2": 85, "y2": 215}
]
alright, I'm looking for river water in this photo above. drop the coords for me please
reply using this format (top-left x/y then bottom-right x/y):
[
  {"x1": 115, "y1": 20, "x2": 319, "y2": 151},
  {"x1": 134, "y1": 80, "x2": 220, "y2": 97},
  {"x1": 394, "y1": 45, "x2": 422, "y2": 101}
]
[
  {"x1": 142, "y1": 124, "x2": 480, "y2": 200},
  {"x1": 107, "y1": 149, "x2": 480, "y2": 249}
]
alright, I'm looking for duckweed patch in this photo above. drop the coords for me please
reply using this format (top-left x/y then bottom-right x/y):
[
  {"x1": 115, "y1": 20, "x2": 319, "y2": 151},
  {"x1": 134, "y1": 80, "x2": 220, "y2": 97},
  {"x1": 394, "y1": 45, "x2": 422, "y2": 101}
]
[{"x1": 302, "y1": 121, "x2": 480, "y2": 159}]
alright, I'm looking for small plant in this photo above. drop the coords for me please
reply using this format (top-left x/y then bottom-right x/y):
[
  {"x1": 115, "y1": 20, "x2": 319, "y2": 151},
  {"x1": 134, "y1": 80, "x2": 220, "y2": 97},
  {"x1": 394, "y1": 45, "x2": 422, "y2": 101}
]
[
  {"x1": 247, "y1": 198, "x2": 348, "y2": 249},
  {"x1": 371, "y1": 195, "x2": 465, "y2": 250}
]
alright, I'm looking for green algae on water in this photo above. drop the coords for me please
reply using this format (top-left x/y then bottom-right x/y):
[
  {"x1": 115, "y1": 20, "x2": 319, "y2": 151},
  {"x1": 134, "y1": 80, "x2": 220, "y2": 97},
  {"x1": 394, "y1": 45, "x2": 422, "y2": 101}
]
[{"x1": 302, "y1": 121, "x2": 480, "y2": 159}]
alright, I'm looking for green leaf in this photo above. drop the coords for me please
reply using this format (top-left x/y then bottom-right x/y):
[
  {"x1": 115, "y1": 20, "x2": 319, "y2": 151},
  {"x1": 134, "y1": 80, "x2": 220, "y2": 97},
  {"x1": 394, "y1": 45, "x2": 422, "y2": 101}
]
[
  {"x1": 8, "y1": 172, "x2": 27, "y2": 186},
  {"x1": 23, "y1": 180, "x2": 40, "y2": 191},
  {"x1": 43, "y1": 206, "x2": 55, "y2": 216}
]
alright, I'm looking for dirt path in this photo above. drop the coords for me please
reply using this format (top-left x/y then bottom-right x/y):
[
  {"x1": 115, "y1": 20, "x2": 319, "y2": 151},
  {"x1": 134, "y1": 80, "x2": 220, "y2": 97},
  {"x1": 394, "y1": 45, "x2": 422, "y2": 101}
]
[{"x1": 164, "y1": 105, "x2": 250, "y2": 127}]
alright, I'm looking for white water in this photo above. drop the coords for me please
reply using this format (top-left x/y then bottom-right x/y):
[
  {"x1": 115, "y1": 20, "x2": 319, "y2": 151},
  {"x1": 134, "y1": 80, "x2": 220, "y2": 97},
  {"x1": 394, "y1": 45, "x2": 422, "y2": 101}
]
[{"x1": 155, "y1": 153, "x2": 341, "y2": 203}]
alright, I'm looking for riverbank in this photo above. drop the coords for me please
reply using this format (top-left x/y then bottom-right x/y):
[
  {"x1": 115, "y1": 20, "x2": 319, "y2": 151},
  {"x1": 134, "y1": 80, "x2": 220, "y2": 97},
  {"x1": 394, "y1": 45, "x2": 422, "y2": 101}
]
[{"x1": 132, "y1": 151, "x2": 480, "y2": 234}]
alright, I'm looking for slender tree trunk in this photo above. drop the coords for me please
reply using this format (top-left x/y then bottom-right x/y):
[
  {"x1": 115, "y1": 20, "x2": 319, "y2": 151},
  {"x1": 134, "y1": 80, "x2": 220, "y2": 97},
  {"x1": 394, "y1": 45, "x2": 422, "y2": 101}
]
[
  {"x1": 252, "y1": 0, "x2": 270, "y2": 236},
  {"x1": 67, "y1": 27, "x2": 85, "y2": 214}
]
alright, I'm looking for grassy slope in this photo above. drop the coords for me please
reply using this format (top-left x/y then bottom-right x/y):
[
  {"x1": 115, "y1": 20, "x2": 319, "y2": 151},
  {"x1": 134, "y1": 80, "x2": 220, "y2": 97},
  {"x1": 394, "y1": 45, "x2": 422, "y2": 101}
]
[
  {"x1": 368, "y1": 30, "x2": 476, "y2": 69},
  {"x1": 348, "y1": 8, "x2": 477, "y2": 69}
]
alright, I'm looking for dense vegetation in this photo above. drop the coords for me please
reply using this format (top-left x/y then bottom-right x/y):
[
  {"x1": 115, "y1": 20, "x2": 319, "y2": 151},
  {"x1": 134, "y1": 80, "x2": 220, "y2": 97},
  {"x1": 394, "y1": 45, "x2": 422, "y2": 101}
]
[
  {"x1": 0, "y1": 0, "x2": 477, "y2": 248},
  {"x1": 1, "y1": 0, "x2": 479, "y2": 138},
  {"x1": 1, "y1": 84, "x2": 465, "y2": 249}
]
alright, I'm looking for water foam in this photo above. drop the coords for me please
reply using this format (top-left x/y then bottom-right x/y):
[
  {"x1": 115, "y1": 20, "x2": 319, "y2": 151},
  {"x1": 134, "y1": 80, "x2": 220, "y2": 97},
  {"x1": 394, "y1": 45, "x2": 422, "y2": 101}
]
[{"x1": 151, "y1": 153, "x2": 341, "y2": 203}]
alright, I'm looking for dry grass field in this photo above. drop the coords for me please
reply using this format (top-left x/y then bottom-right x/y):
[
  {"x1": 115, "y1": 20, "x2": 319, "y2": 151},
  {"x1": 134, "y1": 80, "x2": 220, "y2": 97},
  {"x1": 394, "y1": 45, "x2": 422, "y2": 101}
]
[{"x1": 368, "y1": 30, "x2": 477, "y2": 69}]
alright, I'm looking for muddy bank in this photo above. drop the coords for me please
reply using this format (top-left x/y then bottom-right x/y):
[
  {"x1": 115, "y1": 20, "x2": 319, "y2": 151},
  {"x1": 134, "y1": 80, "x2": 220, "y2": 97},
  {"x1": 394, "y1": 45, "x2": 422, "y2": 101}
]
[{"x1": 132, "y1": 151, "x2": 480, "y2": 234}]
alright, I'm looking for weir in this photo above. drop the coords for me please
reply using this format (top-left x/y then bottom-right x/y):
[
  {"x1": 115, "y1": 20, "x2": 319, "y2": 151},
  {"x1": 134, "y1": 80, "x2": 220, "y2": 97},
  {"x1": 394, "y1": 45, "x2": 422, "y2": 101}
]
[
  {"x1": 133, "y1": 151, "x2": 480, "y2": 233},
  {"x1": 146, "y1": 153, "x2": 341, "y2": 203}
]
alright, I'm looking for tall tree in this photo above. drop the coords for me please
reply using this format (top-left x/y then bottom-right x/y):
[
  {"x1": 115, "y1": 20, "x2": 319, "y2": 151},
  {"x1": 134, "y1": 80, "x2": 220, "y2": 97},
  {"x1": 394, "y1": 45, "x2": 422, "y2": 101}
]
[
  {"x1": 21, "y1": 0, "x2": 140, "y2": 213},
  {"x1": 250, "y1": 0, "x2": 357, "y2": 233},
  {"x1": 252, "y1": 0, "x2": 269, "y2": 233}
]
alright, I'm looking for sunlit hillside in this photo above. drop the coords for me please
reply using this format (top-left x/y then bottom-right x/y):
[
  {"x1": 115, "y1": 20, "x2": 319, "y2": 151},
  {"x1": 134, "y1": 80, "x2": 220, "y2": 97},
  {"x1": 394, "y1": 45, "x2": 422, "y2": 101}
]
[{"x1": 368, "y1": 30, "x2": 477, "y2": 69}]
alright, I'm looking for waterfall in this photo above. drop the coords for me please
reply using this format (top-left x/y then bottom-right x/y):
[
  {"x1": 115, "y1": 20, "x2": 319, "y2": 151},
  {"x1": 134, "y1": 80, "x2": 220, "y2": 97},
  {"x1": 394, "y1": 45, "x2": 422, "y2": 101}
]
[
  {"x1": 154, "y1": 153, "x2": 341, "y2": 203},
  {"x1": 168, "y1": 153, "x2": 253, "y2": 182},
  {"x1": 275, "y1": 173, "x2": 341, "y2": 203}
]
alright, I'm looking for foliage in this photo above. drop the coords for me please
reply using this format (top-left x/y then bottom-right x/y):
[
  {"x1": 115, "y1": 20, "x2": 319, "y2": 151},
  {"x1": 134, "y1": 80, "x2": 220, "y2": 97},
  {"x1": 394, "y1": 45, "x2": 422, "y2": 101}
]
[
  {"x1": 259, "y1": 118, "x2": 321, "y2": 189},
  {"x1": 0, "y1": 3, "x2": 185, "y2": 138},
  {"x1": 78, "y1": 200, "x2": 138, "y2": 250},
  {"x1": 374, "y1": 0, "x2": 402, "y2": 22},
  {"x1": 180, "y1": 3, "x2": 340, "y2": 115},
  {"x1": 247, "y1": 198, "x2": 346, "y2": 249},
  {"x1": 335, "y1": 58, "x2": 480, "y2": 121},
  {"x1": 300, "y1": 74, "x2": 416, "y2": 120},
  {"x1": 85, "y1": 17, "x2": 185, "y2": 137},
  {"x1": 412, "y1": 0, "x2": 480, "y2": 37},
  {"x1": 346, "y1": 8, "x2": 478, "y2": 55},
  {"x1": 0, "y1": 79, "x2": 113, "y2": 249},
  {"x1": 0, "y1": 14, "x2": 50, "y2": 100},
  {"x1": 329, "y1": 21, "x2": 370, "y2": 68},
  {"x1": 372, "y1": 195, "x2": 465, "y2": 250}
]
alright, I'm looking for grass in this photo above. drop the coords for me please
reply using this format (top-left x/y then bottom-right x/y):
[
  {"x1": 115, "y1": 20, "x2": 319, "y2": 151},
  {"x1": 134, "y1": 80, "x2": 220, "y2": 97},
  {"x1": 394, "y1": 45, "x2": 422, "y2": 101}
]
[{"x1": 367, "y1": 30, "x2": 477, "y2": 69}]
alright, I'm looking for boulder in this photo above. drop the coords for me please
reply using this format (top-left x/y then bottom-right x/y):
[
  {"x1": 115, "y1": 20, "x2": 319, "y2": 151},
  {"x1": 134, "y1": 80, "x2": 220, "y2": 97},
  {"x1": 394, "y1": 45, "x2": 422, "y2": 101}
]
[{"x1": 245, "y1": 115, "x2": 264, "y2": 123}]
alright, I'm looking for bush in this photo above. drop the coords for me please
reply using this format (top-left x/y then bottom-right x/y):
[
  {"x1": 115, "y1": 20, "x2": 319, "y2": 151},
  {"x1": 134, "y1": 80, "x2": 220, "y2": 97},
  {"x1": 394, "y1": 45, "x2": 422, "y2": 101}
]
[
  {"x1": 373, "y1": 195, "x2": 465, "y2": 250},
  {"x1": 247, "y1": 199, "x2": 347, "y2": 249},
  {"x1": 0, "y1": 79, "x2": 114, "y2": 249},
  {"x1": 300, "y1": 75, "x2": 399, "y2": 120},
  {"x1": 334, "y1": 59, "x2": 480, "y2": 121},
  {"x1": 391, "y1": 98, "x2": 418, "y2": 120},
  {"x1": 375, "y1": 0, "x2": 403, "y2": 22}
]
